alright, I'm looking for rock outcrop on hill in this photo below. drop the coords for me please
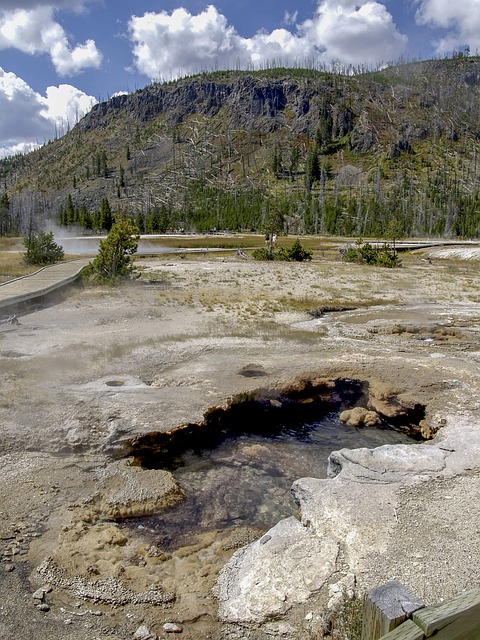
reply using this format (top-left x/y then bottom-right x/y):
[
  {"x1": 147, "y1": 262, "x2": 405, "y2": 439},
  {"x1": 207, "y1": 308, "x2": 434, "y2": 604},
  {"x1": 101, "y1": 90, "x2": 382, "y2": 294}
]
[{"x1": 2, "y1": 57, "x2": 480, "y2": 238}]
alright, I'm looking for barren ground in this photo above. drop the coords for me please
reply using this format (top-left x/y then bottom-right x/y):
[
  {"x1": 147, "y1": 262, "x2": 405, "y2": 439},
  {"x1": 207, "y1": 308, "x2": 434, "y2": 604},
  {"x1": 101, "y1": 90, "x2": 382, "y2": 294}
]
[{"x1": 0, "y1": 243, "x2": 479, "y2": 639}]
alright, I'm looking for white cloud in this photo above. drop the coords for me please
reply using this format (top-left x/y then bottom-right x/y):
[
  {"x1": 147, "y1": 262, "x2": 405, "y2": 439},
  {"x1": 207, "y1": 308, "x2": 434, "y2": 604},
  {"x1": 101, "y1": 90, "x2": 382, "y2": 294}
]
[
  {"x1": 307, "y1": 0, "x2": 408, "y2": 64},
  {"x1": 44, "y1": 83, "x2": 97, "y2": 125},
  {"x1": 129, "y1": 6, "x2": 247, "y2": 79},
  {"x1": 0, "y1": 69, "x2": 52, "y2": 147},
  {"x1": 128, "y1": 1, "x2": 408, "y2": 80},
  {"x1": 51, "y1": 37, "x2": 102, "y2": 75},
  {"x1": 0, "y1": 4, "x2": 102, "y2": 76},
  {"x1": 415, "y1": 0, "x2": 480, "y2": 53},
  {"x1": 247, "y1": 28, "x2": 314, "y2": 65},
  {"x1": 0, "y1": 67, "x2": 97, "y2": 157}
]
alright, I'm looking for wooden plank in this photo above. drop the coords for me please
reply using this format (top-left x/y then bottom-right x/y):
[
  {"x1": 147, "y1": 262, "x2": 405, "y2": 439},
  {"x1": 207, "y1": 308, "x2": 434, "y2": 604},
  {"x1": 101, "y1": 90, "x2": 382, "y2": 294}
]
[
  {"x1": 0, "y1": 259, "x2": 89, "y2": 310},
  {"x1": 413, "y1": 587, "x2": 480, "y2": 640},
  {"x1": 361, "y1": 581, "x2": 425, "y2": 640},
  {"x1": 378, "y1": 618, "x2": 425, "y2": 640}
]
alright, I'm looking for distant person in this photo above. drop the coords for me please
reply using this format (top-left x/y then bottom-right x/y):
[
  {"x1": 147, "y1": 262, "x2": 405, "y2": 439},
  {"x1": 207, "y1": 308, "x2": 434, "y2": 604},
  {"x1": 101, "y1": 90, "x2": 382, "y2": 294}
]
[
  {"x1": 272, "y1": 233, "x2": 277, "y2": 247},
  {"x1": 265, "y1": 232, "x2": 270, "y2": 247}
]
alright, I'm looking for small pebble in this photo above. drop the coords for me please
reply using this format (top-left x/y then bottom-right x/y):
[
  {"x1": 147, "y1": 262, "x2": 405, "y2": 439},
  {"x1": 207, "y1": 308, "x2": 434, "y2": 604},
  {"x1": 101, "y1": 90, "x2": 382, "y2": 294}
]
[
  {"x1": 163, "y1": 622, "x2": 183, "y2": 633},
  {"x1": 133, "y1": 625, "x2": 157, "y2": 640},
  {"x1": 32, "y1": 584, "x2": 52, "y2": 601},
  {"x1": 36, "y1": 603, "x2": 50, "y2": 612}
]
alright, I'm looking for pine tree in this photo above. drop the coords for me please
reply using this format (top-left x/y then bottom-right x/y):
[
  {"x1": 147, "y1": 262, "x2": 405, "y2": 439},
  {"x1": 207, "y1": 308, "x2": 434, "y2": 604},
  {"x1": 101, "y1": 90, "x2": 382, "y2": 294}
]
[
  {"x1": 0, "y1": 192, "x2": 10, "y2": 236},
  {"x1": 23, "y1": 231, "x2": 64, "y2": 265},
  {"x1": 99, "y1": 197, "x2": 113, "y2": 231},
  {"x1": 79, "y1": 206, "x2": 92, "y2": 230},
  {"x1": 66, "y1": 194, "x2": 76, "y2": 226},
  {"x1": 85, "y1": 217, "x2": 139, "y2": 282}
]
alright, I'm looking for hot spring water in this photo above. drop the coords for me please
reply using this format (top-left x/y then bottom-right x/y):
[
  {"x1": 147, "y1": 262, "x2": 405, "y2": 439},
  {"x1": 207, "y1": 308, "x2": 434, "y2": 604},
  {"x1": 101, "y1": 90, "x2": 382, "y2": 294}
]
[{"x1": 130, "y1": 413, "x2": 414, "y2": 550}]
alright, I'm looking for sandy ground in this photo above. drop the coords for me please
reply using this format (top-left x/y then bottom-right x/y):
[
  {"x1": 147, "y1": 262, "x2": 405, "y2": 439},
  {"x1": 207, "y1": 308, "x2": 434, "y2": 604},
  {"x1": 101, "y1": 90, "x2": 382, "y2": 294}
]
[{"x1": 0, "y1": 245, "x2": 480, "y2": 639}]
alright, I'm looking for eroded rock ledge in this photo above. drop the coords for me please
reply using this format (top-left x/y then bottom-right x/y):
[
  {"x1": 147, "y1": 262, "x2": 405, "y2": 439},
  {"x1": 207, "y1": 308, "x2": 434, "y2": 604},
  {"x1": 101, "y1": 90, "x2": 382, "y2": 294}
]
[{"x1": 119, "y1": 375, "x2": 428, "y2": 468}]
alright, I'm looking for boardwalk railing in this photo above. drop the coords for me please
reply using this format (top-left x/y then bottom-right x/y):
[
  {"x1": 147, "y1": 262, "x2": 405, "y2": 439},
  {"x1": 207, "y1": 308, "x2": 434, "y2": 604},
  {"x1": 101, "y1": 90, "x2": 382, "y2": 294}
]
[{"x1": 361, "y1": 581, "x2": 480, "y2": 640}]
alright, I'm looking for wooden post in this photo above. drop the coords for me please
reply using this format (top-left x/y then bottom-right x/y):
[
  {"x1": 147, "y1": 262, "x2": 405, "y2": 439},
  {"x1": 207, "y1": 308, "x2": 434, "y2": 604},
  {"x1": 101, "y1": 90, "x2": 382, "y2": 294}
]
[{"x1": 361, "y1": 581, "x2": 425, "y2": 640}]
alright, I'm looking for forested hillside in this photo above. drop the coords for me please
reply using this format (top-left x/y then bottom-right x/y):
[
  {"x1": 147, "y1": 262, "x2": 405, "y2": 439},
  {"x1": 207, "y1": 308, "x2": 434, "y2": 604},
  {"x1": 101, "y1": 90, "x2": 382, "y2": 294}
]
[{"x1": 1, "y1": 55, "x2": 480, "y2": 238}]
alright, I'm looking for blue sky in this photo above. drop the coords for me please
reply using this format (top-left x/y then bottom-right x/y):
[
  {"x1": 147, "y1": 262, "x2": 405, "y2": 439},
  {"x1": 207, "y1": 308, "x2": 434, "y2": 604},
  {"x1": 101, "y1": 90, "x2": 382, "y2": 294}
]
[{"x1": 1, "y1": 0, "x2": 479, "y2": 157}]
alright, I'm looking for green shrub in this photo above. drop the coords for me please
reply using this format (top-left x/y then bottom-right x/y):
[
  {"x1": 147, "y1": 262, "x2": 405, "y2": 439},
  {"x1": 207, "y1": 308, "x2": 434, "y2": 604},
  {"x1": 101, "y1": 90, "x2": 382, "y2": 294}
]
[
  {"x1": 252, "y1": 247, "x2": 276, "y2": 261},
  {"x1": 282, "y1": 238, "x2": 313, "y2": 262},
  {"x1": 342, "y1": 239, "x2": 401, "y2": 268},
  {"x1": 23, "y1": 231, "x2": 65, "y2": 265},
  {"x1": 253, "y1": 239, "x2": 312, "y2": 262},
  {"x1": 376, "y1": 243, "x2": 402, "y2": 267}
]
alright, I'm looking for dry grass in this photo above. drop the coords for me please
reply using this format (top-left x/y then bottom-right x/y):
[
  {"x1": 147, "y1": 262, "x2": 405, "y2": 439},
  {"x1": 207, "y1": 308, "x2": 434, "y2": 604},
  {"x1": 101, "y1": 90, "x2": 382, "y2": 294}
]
[
  {"x1": 0, "y1": 237, "x2": 23, "y2": 251},
  {"x1": 0, "y1": 251, "x2": 36, "y2": 281},
  {"x1": 138, "y1": 256, "x2": 406, "y2": 326},
  {"x1": 136, "y1": 246, "x2": 480, "y2": 334}
]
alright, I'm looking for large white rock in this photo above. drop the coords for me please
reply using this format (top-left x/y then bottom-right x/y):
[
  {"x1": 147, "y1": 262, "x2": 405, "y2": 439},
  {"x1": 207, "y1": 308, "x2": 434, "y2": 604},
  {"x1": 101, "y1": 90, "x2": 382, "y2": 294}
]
[
  {"x1": 216, "y1": 516, "x2": 338, "y2": 623},
  {"x1": 327, "y1": 443, "x2": 447, "y2": 483}
]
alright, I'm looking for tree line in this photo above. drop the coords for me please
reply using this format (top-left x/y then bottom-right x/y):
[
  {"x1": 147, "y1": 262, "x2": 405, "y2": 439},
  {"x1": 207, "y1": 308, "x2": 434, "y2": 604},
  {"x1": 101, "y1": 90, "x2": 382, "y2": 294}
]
[{"x1": 2, "y1": 58, "x2": 480, "y2": 240}]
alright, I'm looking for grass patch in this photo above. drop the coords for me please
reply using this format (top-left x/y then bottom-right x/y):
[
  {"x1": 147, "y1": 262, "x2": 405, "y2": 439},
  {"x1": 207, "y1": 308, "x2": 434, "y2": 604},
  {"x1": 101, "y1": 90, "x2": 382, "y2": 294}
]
[
  {"x1": 328, "y1": 592, "x2": 364, "y2": 640},
  {"x1": 129, "y1": 233, "x2": 347, "y2": 256},
  {"x1": 0, "y1": 251, "x2": 37, "y2": 281},
  {"x1": 0, "y1": 237, "x2": 23, "y2": 251}
]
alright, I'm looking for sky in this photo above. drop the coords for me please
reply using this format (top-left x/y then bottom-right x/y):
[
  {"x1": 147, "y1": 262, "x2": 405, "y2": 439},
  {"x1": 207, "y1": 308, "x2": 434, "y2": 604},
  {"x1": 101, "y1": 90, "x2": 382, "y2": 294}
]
[{"x1": 1, "y1": 0, "x2": 479, "y2": 158}]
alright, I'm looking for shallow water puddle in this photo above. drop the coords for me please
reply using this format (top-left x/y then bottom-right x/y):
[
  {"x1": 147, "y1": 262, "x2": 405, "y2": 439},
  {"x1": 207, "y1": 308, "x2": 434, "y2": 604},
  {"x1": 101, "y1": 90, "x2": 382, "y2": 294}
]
[{"x1": 130, "y1": 414, "x2": 414, "y2": 551}]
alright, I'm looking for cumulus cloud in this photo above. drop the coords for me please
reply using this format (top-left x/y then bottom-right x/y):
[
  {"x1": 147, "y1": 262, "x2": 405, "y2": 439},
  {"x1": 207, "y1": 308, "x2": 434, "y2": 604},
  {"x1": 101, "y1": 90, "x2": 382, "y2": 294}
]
[
  {"x1": 0, "y1": 67, "x2": 97, "y2": 157},
  {"x1": 0, "y1": 3, "x2": 102, "y2": 76},
  {"x1": 44, "y1": 83, "x2": 97, "y2": 125},
  {"x1": 128, "y1": 1, "x2": 407, "y2": 80},
  {"x1": 129, "y1": 6, "x2": 245, "y2": 79},
  {"x1": 307, "y1": 0, "x2": 408, "y2": 64},
  {"x1": 0, "y1": 69, "x2": 52, "y2": 146},
  {"x1": 415, "y1": 0, "x2": 480, "y2": 53}
]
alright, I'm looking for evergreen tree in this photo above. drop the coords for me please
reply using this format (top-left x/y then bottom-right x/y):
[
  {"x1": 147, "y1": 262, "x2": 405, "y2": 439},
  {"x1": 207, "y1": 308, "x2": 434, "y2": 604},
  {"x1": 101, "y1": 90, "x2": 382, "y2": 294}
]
[
  {"x1": 137, "y1": 211, "x2": 146, "y2": 234},
  {"x1": 23, "y1": 231, "x2": 64, "y2": 265},
  {"x1": 65, "y1": 194, "x2": 74, "y2": 226},
  {"x1": 85, "y1": 217, "x2": 139, "y2": 282},
  {"x1": 79, "y1": 206, "x2": 93, "y2": 230},
  {"x1": 272, "y1": 142, "x2": 283, "y2": 177},
  {"x1": 101, "y1": 150, "x2": 108, "y2": 177},
  {"x1": 99, "y1": 197, "x2": 113, "y2": 231},
  {"x1": 0, "y1": 192, "x2": 10, "y2": 236},
  {"x1": 305, "y1": 147, "x2": 321, "y2": 193},
  {"x1": 315, "y1": 102, "x2": 334, "y2": 151}
]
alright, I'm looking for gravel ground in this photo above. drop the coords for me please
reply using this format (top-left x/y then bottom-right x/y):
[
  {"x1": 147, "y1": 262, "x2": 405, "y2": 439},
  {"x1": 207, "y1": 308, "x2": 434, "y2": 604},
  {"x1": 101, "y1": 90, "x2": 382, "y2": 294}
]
[{"x1": 0, "y1": 245, "x2": 479, "y2": 639}]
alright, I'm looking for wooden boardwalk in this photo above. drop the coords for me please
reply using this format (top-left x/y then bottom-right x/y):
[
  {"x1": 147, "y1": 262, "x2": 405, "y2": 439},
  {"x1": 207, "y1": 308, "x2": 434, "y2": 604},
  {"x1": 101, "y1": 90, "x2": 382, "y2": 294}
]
[{"x1": 0, "y1": 258, "x2": 90, "y2": 312}]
